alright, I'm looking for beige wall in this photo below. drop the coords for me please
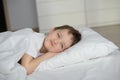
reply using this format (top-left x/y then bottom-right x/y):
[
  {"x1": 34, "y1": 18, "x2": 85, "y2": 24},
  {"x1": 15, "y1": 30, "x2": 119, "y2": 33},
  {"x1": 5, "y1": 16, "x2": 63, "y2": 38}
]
[
  {"x1": 85, "y1": 0, "x2": 120, "y2": 27},
  {"x1": 35, "y1": 0, "x2": 120, "y2": 32}
]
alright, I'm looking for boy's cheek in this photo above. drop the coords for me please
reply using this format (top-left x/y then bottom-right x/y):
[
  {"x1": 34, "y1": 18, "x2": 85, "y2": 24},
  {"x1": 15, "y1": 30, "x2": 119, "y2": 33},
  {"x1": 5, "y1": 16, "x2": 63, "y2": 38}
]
[{"x1": 54, "y1": 48, "x2": 63, "y2": 53}]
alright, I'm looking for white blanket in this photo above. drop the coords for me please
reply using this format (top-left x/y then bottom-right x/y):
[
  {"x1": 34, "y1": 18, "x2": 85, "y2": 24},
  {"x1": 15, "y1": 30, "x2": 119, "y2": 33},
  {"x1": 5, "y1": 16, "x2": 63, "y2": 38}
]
[{"x1": 0, "y1": 28, "x2": 34, "y2": 80}]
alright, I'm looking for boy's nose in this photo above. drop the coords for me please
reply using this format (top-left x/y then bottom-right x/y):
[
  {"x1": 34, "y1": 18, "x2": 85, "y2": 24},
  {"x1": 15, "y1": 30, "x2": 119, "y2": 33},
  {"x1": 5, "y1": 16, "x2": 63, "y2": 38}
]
[
  {"x1": 54, "y1": 39, "x2": 58, "y2": 44},
  {"x1": 54, "y1": 39, "x2": 60, "y2": 44}
]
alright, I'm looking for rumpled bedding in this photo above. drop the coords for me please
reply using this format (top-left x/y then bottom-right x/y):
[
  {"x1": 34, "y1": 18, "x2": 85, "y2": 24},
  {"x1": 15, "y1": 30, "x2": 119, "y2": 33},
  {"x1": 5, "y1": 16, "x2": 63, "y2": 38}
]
[
  {"x1": 27, "y1": 50, "x2": 120, "y2": 80},
  {"x1": 0, "y1": 28, "x2": 34, "y2": 80},
  {"x1": 0, "y1": 28, "x2": 120, "y2": 80}
]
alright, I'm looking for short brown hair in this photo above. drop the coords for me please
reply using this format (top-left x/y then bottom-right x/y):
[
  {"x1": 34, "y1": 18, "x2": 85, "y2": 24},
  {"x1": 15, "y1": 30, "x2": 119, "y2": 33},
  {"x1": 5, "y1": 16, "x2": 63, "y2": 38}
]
[{"x1": 54, "y1": 25, "x2": 81, "y2": 46}]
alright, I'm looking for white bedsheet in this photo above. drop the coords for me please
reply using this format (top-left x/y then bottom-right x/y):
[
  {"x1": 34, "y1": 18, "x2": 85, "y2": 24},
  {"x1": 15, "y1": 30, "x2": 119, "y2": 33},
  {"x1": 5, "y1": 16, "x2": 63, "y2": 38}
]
[
  {"x1": 27, "y1": 50, "x2": 120, "y2": 80},
  {"x1": 0, "y1": 28, "x2": 33, "y2": 80},
  {"x1": 0, "y1": 28, "x2": 120, "y2": 80}
]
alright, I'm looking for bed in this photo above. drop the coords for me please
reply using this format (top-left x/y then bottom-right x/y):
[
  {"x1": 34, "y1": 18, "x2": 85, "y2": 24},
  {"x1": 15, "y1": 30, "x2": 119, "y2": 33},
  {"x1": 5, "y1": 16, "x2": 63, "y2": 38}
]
[
  {"x1": 0, "y1": 27, "x2": 120, "y2": 80},
  {"x1": 27, "y1": 49, "x2": 120, "y2": 80}
]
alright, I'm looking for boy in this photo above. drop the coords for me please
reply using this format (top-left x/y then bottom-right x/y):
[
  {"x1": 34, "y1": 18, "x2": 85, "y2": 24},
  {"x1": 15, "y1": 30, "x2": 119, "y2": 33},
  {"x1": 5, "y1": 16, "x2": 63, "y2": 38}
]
[{"x1": 20, "y1": 25, "x2": 81, "y2": 75}]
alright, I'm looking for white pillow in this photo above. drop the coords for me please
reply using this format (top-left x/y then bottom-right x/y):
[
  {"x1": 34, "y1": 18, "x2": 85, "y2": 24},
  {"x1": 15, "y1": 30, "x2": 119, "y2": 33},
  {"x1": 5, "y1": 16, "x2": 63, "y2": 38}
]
[{"x1": 35, "y1": 27, "x2": 119, "y2": 71}]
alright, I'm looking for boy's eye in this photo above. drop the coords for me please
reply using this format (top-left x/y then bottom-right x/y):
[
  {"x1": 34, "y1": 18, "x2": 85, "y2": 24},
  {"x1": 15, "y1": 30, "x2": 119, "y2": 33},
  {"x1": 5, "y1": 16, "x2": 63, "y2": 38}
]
[
  {"x1": 61, "y1": 43, "x2": 64, "y2": 49},
  {"x1": 57, "y1": 33, "x2": 60, "y2": 38}
]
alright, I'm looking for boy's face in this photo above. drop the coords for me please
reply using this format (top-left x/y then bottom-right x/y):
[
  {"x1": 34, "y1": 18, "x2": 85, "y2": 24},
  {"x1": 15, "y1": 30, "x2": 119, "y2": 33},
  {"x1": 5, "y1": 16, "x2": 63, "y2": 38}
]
[{"x1": 43, "y1": 29, "x2": 73, "y2": 53}]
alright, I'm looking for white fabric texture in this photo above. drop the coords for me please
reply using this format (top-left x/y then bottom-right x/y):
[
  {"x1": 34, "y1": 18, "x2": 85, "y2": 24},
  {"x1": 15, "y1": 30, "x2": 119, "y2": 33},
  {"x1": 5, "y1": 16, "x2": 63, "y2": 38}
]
[
  {"x1": 0, "y1": 27, "x2": 120, "y2": 80},
  {"x1": 0, "y1": 28, "x2": 45, "y2": 73},
  {"x1": 0, "y1": 28, "x2": 34, "y2": 80},
  {"x1": 27, "y1": 50, "x2": 120, "y2": 80},
  {"x1": 35, "y1": 27, "x2": 119, "y2": 71},
  {"x1": 0, "y1": 28, "x2": 45, "y2": 80},
  {"x1": 25, "y1": 33, "x2": 45, "y2": 58},
  {"x1": 0, "y1": 28, "x2": 33, "y2": 74}
]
